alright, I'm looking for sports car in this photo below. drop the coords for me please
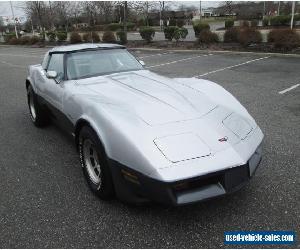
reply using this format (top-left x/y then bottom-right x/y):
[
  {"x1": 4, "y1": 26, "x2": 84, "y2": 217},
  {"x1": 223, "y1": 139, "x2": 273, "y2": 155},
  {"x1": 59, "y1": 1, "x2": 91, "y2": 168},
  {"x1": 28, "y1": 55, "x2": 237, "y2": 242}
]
[{"x1": 26, "y1": 44, "x2": 263, "y2": 205}]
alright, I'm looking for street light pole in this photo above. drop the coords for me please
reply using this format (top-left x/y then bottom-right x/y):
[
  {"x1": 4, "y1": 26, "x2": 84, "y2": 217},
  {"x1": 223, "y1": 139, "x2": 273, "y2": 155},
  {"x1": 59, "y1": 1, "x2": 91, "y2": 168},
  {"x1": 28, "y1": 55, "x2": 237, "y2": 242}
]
[
  {"x1": 9, "y1": 0, "x2": 18, "y2": 38},
  {"x1": 291, "y1": 1, "x2": 295, "y2": 30}
]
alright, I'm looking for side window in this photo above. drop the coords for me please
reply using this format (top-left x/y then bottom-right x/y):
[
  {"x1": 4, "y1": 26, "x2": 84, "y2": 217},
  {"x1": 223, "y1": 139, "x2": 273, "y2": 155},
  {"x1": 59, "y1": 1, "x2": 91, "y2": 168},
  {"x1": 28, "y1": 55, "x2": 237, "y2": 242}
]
[{"x1": 47, "y1": 54, "x2": 64, "y2": 80}]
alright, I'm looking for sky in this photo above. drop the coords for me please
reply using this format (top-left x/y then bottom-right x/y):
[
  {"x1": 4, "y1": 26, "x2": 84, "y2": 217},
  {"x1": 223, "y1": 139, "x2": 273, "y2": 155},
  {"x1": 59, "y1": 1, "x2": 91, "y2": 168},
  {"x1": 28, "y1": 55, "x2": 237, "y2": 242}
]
[
  {"x1": 0, "y1": 1, "x2": 26, "y2": 23},
  {"x1": 0, "y1": 1, "x2": 221, "y2": 22}
]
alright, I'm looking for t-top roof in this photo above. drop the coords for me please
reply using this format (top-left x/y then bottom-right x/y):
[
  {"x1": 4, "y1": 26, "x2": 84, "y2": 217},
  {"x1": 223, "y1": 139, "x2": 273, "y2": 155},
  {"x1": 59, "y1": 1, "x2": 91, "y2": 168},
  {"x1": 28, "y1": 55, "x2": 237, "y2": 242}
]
[{"x1": 49, "y1": 43, "x2": 125, "y2": 53}]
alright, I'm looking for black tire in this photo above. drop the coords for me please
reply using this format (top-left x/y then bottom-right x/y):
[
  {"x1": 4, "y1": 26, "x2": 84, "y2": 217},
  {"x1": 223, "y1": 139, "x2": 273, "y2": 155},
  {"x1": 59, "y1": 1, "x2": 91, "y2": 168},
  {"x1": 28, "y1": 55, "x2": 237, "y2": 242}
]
[
  {"x1": 27, "y1": 85, "x2": 49, "y2": 127},
  {"x1": 78, "y1": 126, "x2": 114, "y2": 200}
]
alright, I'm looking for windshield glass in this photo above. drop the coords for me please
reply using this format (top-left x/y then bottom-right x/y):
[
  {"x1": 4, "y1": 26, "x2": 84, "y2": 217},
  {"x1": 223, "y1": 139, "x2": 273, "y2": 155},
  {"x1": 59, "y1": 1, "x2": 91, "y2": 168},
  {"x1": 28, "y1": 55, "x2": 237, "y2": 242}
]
[{"x1": 66, "y1": 49, "x2": 143, "y2": 80}]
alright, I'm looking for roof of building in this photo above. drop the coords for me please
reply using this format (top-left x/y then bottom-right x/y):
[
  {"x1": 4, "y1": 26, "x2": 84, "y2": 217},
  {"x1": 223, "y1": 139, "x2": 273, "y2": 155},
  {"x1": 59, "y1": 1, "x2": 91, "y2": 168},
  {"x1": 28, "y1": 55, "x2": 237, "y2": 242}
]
[{"x1": 49, "y1": 43, "x2": 125, "y2": 53}]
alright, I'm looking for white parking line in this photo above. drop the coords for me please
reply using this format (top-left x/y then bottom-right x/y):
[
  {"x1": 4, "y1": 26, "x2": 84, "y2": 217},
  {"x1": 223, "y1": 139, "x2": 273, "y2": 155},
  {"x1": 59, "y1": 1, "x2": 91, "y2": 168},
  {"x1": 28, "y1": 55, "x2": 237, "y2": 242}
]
[
  {"x1": 139, "y1": 52, "x2": 172, "y2": 59},
  {"x1": 195, "y1": 56, "x2": 270, "y2": 77},
  {"x1": 0, "y1": 60, "x2": 26, "y2": 69},
  {"x1": 147, "y1": 54, "x2": 213, "y2": 68},
  {"x1": 278, "y1": 84, "x2": 300, "y2": 94}
]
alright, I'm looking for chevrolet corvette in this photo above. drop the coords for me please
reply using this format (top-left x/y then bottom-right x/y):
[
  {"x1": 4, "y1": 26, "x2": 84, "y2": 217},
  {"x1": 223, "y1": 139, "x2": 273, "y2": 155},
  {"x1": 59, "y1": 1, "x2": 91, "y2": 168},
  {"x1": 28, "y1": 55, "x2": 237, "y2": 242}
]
[{"x1": 26, "y1": 44, "x2": 263, "y2": 205}]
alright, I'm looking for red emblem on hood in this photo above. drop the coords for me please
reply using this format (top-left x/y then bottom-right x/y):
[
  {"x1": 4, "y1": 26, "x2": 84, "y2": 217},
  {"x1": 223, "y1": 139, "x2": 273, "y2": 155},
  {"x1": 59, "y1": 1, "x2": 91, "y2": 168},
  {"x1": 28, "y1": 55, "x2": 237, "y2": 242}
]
[{"x1": 218, "y1": 136, "x2": 228, "y2": 142}]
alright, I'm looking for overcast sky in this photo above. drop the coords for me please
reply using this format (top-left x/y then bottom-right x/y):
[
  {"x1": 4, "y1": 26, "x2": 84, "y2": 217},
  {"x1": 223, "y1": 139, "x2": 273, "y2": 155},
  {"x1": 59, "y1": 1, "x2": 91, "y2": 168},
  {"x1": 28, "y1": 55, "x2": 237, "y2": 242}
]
[
  {"x1": 0, "y1": 1, "x2": 221, "y2": 19},
  {"x1": 0, "y1": 2, "x2": 26, "y2": 18}
]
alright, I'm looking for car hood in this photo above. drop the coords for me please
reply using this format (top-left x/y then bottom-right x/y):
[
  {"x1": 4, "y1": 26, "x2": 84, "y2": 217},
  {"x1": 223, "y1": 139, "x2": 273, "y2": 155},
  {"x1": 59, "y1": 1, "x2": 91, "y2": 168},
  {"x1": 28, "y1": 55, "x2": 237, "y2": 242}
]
[
  {"x1": 76, "y1": 70, "x2": 217, "y2": 126},
  {"x1": 72, "y1": 70, "x2": 261, "y2": 172}
]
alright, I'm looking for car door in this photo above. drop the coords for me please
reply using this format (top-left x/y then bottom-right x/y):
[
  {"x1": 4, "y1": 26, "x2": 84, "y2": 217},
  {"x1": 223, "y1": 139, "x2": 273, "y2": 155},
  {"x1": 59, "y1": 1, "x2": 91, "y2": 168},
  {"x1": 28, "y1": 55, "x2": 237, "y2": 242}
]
[
  {"x1": 41, "y1": 53, "x2": 75, "y2": 133},
  {"x1": 42, "y1": 53, "x2": 65, "y2": 116}
]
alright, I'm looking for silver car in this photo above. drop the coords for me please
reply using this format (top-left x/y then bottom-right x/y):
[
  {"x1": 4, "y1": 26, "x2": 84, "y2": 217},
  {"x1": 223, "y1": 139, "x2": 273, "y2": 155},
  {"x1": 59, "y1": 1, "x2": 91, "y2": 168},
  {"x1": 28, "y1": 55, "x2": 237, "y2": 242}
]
[{"x1": 26, "y1": 44, "x2": 263, "y2": 205}]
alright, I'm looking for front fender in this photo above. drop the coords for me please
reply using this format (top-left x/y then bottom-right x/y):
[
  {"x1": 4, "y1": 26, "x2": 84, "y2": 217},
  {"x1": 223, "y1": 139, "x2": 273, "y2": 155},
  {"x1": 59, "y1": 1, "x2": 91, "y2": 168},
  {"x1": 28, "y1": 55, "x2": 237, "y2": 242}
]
[
  {"x1": 27, "y1": 64, "x2": 44, "y2": 94},
  {"x1": 72, "y1": 98, "x2": 168, "y2": 179},
  {"x1": 174, "y1": 77, "x2": 257, "y2": 127}
]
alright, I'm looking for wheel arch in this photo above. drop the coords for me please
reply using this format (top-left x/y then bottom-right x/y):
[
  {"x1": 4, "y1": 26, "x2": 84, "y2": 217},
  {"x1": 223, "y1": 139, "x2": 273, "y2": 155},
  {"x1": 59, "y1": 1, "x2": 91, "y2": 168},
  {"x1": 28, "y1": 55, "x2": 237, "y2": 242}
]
[
  {"x1": 74, "y1": 118, "x2": 107, "y2": 155},
  {"x1": 25, "y1": 79, "x2": 31, "y2": 90},
  {"x1": 26, "y1": 78, "x2": 37, "y2": 93},
  {"x1": 74, "y1": 119, "x2": 90, "y2": 147}
]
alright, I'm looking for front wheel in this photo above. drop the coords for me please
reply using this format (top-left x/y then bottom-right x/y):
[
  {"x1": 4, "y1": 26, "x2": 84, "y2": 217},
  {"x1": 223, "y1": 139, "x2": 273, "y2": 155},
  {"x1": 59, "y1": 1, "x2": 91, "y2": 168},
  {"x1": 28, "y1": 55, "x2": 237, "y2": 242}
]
[
  {"x1": 27, "y1": 85, "x2": 49, "y2": 127},
  {"x1": 78, "y1": 126, "x2": 114, "y2": 200}
]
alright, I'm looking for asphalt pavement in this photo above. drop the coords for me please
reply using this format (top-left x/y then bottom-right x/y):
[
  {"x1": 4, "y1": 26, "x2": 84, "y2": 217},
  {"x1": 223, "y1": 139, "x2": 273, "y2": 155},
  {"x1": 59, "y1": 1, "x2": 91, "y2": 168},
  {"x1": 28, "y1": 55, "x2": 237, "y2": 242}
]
[{"x1": 0, "y1": 45, "x2": 299, "y2": 248}]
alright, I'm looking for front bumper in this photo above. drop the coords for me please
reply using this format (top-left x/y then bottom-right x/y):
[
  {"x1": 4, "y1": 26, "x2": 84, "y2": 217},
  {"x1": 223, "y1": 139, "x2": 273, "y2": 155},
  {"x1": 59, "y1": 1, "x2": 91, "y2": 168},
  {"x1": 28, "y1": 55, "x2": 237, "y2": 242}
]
[{"x1": 109, "y1": 144, "x2": 262, "y2": 206}]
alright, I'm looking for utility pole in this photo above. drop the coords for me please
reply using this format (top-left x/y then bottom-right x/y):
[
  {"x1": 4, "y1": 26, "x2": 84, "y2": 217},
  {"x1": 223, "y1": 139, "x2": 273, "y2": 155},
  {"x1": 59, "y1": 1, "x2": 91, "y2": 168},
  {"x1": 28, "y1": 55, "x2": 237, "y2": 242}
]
[
  {"x1": 277, "y1": 1, "x2": 280, "y2": 16},
  {"x1": 199, "y1": 0, "x2": 202, "y2": 21},
  {"x1": 9, "y1": 0, "x2": 18, "y2": 38},
  {"x1": 291, "y1": 1, "x2": 295, "y2": 30}
]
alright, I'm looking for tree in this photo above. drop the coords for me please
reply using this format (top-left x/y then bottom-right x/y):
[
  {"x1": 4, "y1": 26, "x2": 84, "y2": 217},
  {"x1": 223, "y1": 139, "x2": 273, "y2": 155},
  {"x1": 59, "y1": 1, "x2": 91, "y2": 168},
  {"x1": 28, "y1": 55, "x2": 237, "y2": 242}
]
[
  {"x1": 124, "y1": 1, "x2": 127, "y2": 38},
  {"x1": 81, "y1": 1, "x2": 97, "y2": 26},
  {"x1": 93, "y1": 1, "x2": 115, "y2": 23},
  {"x1": 158, "y1": 1, "x2": 165, "y2": 30},
  {"x1": 25, "y1": 1, "x2": 47, "y2": 38},
  {"x1": 130, "y1": 1, "x2": 157, "y2": 26},
  {"x1": 0, "y1": 18, "x2": 5, "y2": 34},
  {"x1": 68, "y1": 2, "x2": 84, "y2": 28},
  {"x1": 226, "y1": 1, "x2": 233, "y2": 15},
  {"x1": 291, "y1": 1, "x2": 296, "y2": 30},
  {"x1": 158, "y1": 1, "x2": 177, "y2": 28},
  {"x1": 53, "y1": 2, "x2": 72, "y2": 31},
  {"x1": 177, "y1": 4, "x2": 188, "y2": 12}
]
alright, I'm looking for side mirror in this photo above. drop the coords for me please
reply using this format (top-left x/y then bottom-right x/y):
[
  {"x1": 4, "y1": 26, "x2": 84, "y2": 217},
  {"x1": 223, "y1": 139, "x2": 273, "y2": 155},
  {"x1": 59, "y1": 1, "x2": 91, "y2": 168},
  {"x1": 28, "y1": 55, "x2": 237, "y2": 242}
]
[
  {"x1": 46, "y1": 70, "x2": 58, "y2": 79},
  {"x1": 139, "y1": 60, "x2": 145, "y2": 66}
]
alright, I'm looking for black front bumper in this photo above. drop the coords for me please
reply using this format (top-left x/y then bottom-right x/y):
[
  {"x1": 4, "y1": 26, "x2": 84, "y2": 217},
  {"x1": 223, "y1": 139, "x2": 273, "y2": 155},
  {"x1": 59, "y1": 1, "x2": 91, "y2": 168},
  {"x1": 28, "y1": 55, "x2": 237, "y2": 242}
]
[{"x1": 109, "y1": 145, "x2": 262, "y2": 206}]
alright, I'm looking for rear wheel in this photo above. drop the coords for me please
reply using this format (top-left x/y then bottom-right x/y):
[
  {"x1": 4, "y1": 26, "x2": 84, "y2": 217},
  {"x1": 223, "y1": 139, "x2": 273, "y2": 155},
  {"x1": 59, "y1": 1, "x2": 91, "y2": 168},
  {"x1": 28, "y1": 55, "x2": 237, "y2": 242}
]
[
  {"x1": 78, "y1": 126, "x2": 114, "y2": 200},
  {"x1": 27, "y1": 85, "x2": 49, "y2": 127}
]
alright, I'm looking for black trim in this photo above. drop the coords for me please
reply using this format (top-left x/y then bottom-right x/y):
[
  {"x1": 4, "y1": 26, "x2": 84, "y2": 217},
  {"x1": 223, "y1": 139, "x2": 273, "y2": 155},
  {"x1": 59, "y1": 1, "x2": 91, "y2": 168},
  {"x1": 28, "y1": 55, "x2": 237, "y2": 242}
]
[
  {"x1": 108, "y1": 147, "x2": 263, "y2": 206},
  {"x1": 49, "y1": 46, "x2": 125, "y2": 55},
  {"x1": 109, "y1": 159, "x2": 175, "y2": 205},
  {"x1": 36, "y1": 94, "x2": 75, "y2": 135}
]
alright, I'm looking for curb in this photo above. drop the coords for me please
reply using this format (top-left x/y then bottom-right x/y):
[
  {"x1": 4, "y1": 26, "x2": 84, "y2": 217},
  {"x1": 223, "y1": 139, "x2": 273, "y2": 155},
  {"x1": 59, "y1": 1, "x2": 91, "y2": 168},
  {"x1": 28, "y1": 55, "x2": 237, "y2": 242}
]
[{"x1": 129, "y1": 47, "x2": 300, "y2": 58}]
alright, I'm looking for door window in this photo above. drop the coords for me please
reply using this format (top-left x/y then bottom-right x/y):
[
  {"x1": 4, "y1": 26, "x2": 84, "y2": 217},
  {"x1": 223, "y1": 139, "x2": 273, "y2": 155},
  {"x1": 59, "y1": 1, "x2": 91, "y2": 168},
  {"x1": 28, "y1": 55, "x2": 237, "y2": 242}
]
[{"x1": 47, "y1": 54, "x2": 64, "y2": 80}]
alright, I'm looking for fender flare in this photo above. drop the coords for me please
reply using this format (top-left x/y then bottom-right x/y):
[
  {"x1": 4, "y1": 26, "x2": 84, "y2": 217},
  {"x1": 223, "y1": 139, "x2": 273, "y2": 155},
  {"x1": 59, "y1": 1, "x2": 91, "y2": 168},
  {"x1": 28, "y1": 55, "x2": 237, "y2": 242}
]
[{"x1": 74, "y1": 117, "x2": 107, "y2": 154}]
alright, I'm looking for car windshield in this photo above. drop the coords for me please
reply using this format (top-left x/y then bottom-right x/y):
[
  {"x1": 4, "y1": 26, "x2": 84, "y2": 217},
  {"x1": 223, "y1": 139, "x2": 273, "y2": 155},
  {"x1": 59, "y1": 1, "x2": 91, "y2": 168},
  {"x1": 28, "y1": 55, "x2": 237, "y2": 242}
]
[{"x1": 66, "y1": 49, "x2": 143, "y2": 80}]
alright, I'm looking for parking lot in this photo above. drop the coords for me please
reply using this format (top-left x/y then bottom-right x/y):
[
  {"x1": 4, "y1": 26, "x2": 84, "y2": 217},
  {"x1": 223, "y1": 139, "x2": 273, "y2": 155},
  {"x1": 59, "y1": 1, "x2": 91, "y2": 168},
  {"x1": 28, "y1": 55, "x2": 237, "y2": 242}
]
[{"x1": 0, "y1": 45, "x2": 299, "y2": 248}]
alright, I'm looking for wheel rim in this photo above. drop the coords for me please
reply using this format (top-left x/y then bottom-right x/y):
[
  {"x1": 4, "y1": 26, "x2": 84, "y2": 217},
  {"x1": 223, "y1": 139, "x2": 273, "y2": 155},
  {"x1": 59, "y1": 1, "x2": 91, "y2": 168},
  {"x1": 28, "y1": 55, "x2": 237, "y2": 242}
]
[
  {"x1": 83, "y1": 139, "x2": 101, "y2": 185},
  {"x1": 28, "y1": 91, "x2": 36, "y2": 121}
]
